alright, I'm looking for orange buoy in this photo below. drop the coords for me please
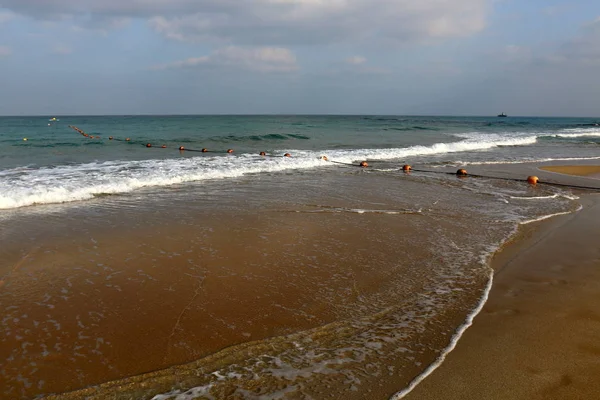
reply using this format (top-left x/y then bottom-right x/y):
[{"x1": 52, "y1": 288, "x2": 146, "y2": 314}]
[
  {"x1": 259, "y1": 151, "x2": 266, "y2": 156},
  {"x1": 109, "y1": 136, "x2": 113, "y2": 140},
  {"x1": 527, "y1": 176, "x2": 539, "y2": 185},
  {"x1": 161, "y1": 145, "x2": 167, "y2": 148},
  {"x1": 226, "y1": 149, "x2": 233, "y2": 153},
  {"x1": 320, "y1": 156, "x2": 329, "y2": 161},
  {"x1": 456, "y1": 169, "x2": 468, "y2": 176},
  {"x1": 146, "y1": 143, "x2": 152, "y2": 148},
  {"x1": 83, "y1": 134, "x2": 89, "y2": 137},
  {"x1": 126, "y1": 138, "x2": 131, "y2": 142},
  {"x1": 179, "y1": 146, "x2": 185, "y2": 151},
  {"x1": 402, "y1": 164, "x2": 412, "y2": 172},
  {"x1": 359, "y1": 161, "x2": 368, "y2": 168},
  {"x1": 284, "y1": 153, "x2": 291, "y2": 157}
]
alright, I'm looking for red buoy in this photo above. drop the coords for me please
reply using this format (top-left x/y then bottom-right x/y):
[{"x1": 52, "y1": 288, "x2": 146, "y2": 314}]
[
  {"x1": 226, "y1": 149, "x2": 234, "y2": 153},
  {"x1": 402, "y1": 164, "x2": 412, "y2": 172},
  {"x1": 161, "y1": 145, "x2": 167, "y2": 148},
  {"x1": 179, "y1": 146, "x2": 185, "y2": 151},
  {"x1": 359, "y1": 161, "x2": 368, "y2": 168},
  {"x1": 527, "y1": 176, "x2": 539, "y2": 185},
  {"x1": 146, "y1": 143, "x2": 152, "y2": 148},
  {"x1": 456, "y1": 169, "x2": 468, "y2": 176},
  {"x1": 284, "y1": 153, "x2": 291, "y2": 157},
  {"x1": 259, "y1": 151, "x2": 266, "y2": 156}
]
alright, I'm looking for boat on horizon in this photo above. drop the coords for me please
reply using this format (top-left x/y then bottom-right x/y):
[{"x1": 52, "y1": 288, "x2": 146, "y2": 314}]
[{"x1": 497, "y1": 112, "x2": 507, "y2": 118}]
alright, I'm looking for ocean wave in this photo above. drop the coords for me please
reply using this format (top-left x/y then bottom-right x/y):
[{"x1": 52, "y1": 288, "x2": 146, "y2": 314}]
[
  {"x1": 213, "y1": 133, "x2": 311, "y2": 142},
  {"x1": 545, "y1": 132, "x2": 600, "y2": 138},
  {"x1": 546, "y1": 127, "x2": 600, "y2": 137},
  {"x1": 384, "y1": 126, "x2": 439, "y2": 131},
  {"x1": 451, "y1": 155, "x2": 600, "y2": 166},
  {"x1": 0, "y1": 136, "x2": 539, "y2": 210}
]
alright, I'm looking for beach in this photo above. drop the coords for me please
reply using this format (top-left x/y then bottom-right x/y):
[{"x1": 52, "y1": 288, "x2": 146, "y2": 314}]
[
  {"x1": 405, "y1": 167, "x2": 600, "y2": 400},
  {"x1": 1, "y1": 116, "x2": 600, "y2": 399}
]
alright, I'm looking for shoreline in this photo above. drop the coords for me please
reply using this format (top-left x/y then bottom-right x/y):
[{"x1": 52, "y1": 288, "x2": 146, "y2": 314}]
[{"x1": 404, "y1": 183, "x2": 600, "y2": 398}]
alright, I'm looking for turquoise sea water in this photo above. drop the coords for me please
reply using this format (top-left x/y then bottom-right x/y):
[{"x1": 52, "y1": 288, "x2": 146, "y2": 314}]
[{"x1": 1, "y1": 115, "x2": 599, "y2": 210}]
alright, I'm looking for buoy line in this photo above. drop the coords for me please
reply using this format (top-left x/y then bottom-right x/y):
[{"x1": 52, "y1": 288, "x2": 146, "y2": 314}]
[{"x1": 66, "y1": 126, "x2": 600, "y2": 191}]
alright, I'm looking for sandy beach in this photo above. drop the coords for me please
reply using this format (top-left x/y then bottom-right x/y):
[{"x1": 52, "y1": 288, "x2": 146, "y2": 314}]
[{"x1": 405, "y1": 167, "x2": 600, "y2": 400}]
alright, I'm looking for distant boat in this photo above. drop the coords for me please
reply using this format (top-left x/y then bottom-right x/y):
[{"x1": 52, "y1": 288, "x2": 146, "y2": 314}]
[{"x1": 497, "y1": 112, "x2": 507, "y2": 118}]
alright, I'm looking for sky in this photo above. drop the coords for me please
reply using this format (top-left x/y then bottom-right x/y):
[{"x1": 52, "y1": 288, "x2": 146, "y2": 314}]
[{"x1": 0, "y1": 0, "x2": 599, "y2": 116}]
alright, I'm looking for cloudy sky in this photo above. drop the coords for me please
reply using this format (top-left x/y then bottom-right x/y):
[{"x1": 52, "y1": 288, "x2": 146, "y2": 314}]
[{"x1": 0, "y1": 0, "x2": 599, "y2": 116}]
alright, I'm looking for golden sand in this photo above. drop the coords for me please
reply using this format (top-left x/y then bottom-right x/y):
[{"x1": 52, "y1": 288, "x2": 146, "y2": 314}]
[
  {"x1": 404, "y1": 194, "x2": 600, "y2": 399},
  {"x1": 540, "y1": 165, "x2": 600, "y2": 178}
]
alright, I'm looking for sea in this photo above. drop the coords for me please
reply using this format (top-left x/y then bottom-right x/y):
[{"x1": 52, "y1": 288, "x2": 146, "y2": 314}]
[{"x1": 0, "y1": 115, "x2": 599, "y2": 399}]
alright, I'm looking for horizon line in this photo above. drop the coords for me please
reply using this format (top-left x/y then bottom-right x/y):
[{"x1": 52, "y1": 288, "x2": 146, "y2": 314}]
[{"x1": 1, "y1": 113, "x2": 598, "y2": 119}]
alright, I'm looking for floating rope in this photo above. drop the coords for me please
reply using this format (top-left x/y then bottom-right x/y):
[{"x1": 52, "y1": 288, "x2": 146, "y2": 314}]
[
  {"x1": 409, "y1": 167, "x2": 600, "y2": 191},
  {"x1": 66, "y1": 127, "x2": 600, "y2": 191}
]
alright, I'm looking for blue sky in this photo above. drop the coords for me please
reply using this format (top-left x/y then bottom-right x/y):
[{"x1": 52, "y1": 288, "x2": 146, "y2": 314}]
[{"x1": 0, "y1": 0, "x2": 599, "y2": 116}]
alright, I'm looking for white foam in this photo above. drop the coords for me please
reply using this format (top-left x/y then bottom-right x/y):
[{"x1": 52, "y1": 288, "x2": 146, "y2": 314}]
[
  {"x1": 509, "y1": 194, "x2": 559, "y2": 200},
  {"x1": 519, "y1": 204, "x2": 582, "y2": 225},
  {"x1": 454, "y1": 156, "x2": 600, "y2": 166},
  {"x1": 553, "y1": 127, "x2": 600, "y2": 137},
  {"x1": 0, "y1": 135, "x2": 542, "y2": 210}
]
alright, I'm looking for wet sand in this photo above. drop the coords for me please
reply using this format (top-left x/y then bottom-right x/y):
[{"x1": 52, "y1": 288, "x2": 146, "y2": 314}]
[
  {"x1": 2, "y1": 169, "x2": 497, "y2": 400},
  {"x1": 1, "y1": 165, "x2": 596, "y2": 399},
  {"x1": 540, "y1": 165, "x2": 600, "y2": 178},
  {"x1": 405, "y1": 179, "x2": 600, "y2": 397}
]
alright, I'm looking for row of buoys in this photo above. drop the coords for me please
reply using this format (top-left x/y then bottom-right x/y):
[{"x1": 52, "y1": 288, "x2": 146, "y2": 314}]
[
  {"x1": 404, "y1": 164, "x2": 541, "y2": 185},
  {"x1": 70, "y1": 125, "x2": 99, "y2": 139},
  {"x1": 65, "y1": 128, "x2": 567, "y2": 188},
  {"x1": 70, "y1": 127, "x2": 314, "y2": 160}
]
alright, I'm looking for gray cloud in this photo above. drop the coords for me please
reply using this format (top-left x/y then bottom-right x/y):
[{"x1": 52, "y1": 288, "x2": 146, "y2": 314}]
[
  {"x1": 0, "y1": 10, "x2": 14, "y2": 23},
  {"x1": 0, "y1": 45, "x2": 11, "y2": 56},
  {"x1": 555, "y1": 18, "x2": 600, "y2": 65},
  {"x1": 411, "y1": 16, "x2": 600, "y2": 117},
  {"x1": 51, "y1": 44, "x2": 73, "y2": 55},
  {"x1": 1, "y1": 0, "x2": 488, "y2": 45}
]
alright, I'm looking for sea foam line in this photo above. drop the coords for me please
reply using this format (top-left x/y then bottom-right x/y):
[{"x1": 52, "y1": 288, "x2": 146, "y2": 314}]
[
  {"x1": 453, "y1": 156, "x2": 600, "y2": 166},
  {"x1": 390, "y1": 268, "x2": 494, "y2": 399},
  {"x1": 509, "y1": 194, "x2": 560, "y2": 200},
  {"x1": 519, "y1": 204, "x2": 582, "y2": 225},
  {"x1": 391, "y1": 203, "x2": 582, "y2": 399}
]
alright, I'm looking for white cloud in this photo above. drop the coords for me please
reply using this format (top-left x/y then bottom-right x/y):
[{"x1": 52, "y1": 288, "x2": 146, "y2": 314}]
[
  {"x1": 0, "y1": 45, "x2": 11, "y2": 57},
  {"x1": 147, "y1": 0, "x2": 487, "y2": 45},
  {"x1": 326, "y1": 56, "x2": 390, "y2": 76},
  {"x1": 51, "y1": 45, "x2": 73, "y2": 55},
  {"x1": 152, "y1": 46, "x2": 298, "y2": 73},
  {"x1": 346, "y1": 56, "x2": 366, "y2": 65},
  {"x1": 2, "y1": 0, "x2": 488, "y2": 45}
]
